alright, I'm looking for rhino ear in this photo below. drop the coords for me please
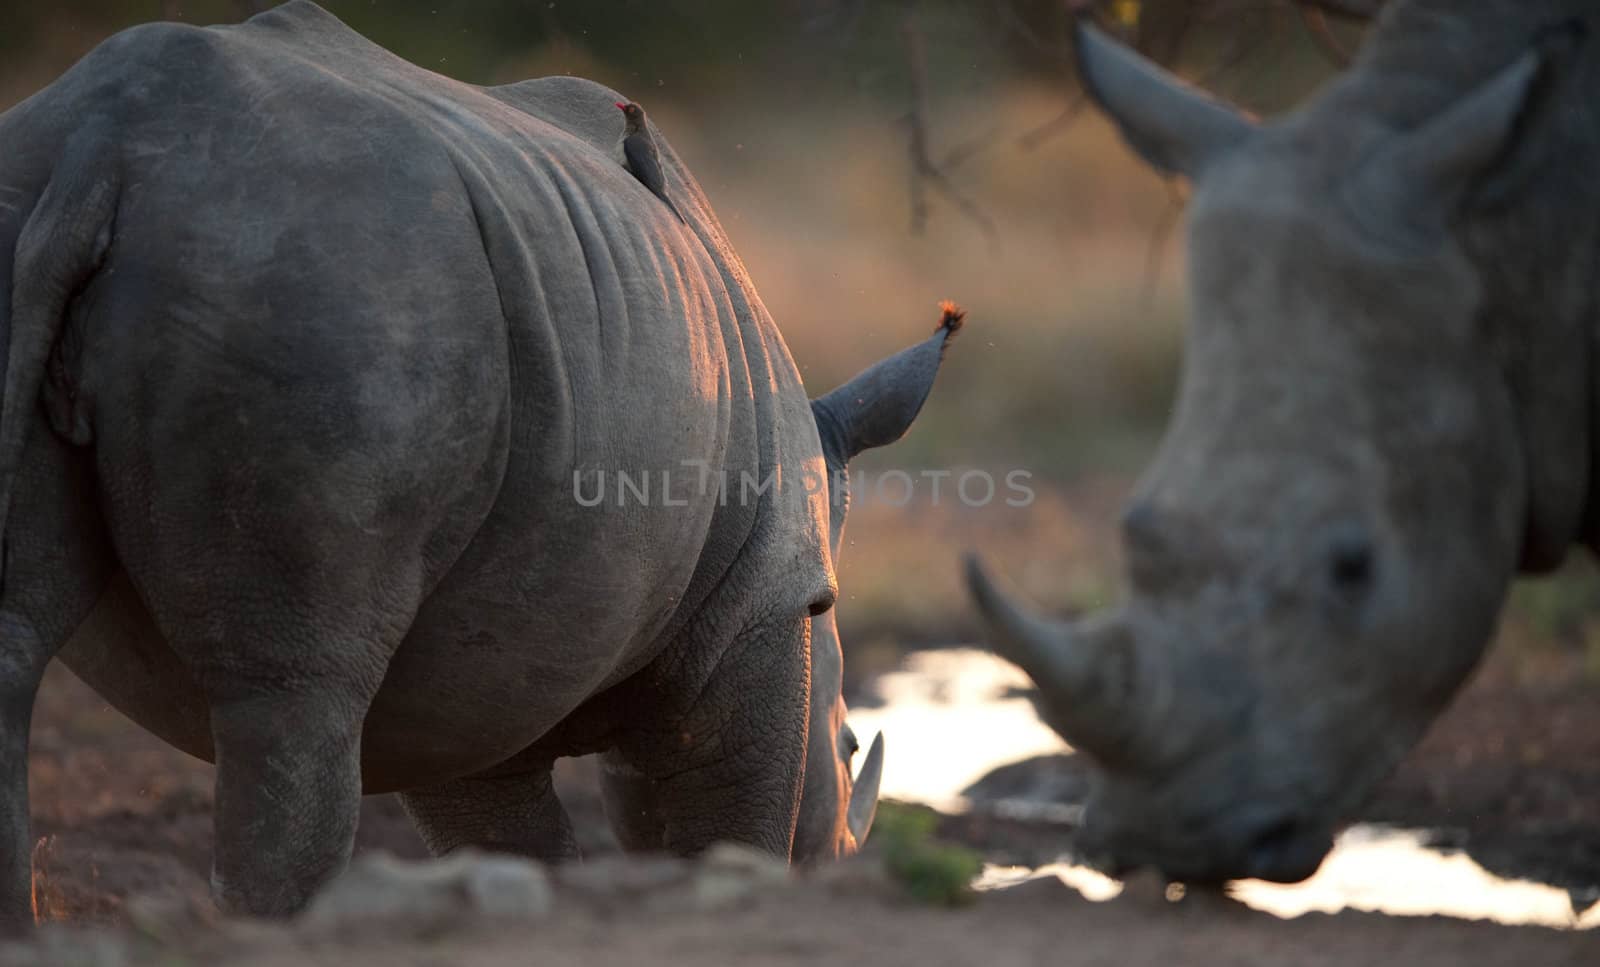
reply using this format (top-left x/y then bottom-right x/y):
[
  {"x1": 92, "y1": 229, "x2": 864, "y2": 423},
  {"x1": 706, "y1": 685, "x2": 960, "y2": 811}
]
[
  {"x1": 812, "y1": 303, "x2": 964, "y2": 466},
  {"x1": 1074, "y1": 22, "x2": 1258, "y2": 178},
  {"x1": 1343, "y1": 51, "x2": 1542, "y2": 245}
]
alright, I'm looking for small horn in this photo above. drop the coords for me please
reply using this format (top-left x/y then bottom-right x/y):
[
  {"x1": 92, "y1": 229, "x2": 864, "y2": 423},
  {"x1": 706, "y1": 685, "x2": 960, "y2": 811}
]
[
  {"x1": 846, "y1": 732, "x2": 884, "y2": 845},
  {"x1": 964, "y1": 555, "x2": 1150, "y2": 767},
  {"x1": 1341, "y1": 51, "x2": 1541, "y2": 248}
]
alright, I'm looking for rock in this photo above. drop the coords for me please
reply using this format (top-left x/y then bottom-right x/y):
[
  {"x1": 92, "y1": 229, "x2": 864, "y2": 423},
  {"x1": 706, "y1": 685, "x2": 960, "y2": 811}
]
[
  {"x1": 300, "y1": 850, "x2": 551, "y2": 935},
  {"x1": 0, "y1": 927, "x2": 130, "y2": 967},
  {"x1": 699, "y1": 842, "x2": 789, "y2": 880},
  {"x1": 555, "y1": 845, "x2": 792, "y2": 914},
  {"x1": 962, "y1": 753, "x2": 1091, "y2": 810},
  {"x1": 691, "y1": 842, "x2": 790, "y2": 909},
  {"x1": 555, "y1": 853, "x2": 693, "y2": 907},
  {"x1": 809, "y1": 851, "x2": 894, "y2": 898}
]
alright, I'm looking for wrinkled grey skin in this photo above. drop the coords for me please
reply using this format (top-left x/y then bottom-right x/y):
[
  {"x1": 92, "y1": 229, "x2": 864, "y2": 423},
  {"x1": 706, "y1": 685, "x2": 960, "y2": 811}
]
[
  {"x1": 969, "y1": 3, "x2": 1598, "y2": 885},
  {"x1": 0, "y1": 1, "x2": 958, "y2": 922}
]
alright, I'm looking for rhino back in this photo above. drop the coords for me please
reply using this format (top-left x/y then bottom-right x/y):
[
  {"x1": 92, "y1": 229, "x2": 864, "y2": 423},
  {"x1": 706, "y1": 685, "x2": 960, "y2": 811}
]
[{"x1": 25, "y1": 2, "x2": 816, "y2": 789}]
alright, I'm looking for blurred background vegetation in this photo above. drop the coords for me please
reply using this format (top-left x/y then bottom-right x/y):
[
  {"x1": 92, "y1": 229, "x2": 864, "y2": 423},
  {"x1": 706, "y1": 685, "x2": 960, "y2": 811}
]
[{"x1": 1, "y1": 1, "x2": 1595, "y2": 683}]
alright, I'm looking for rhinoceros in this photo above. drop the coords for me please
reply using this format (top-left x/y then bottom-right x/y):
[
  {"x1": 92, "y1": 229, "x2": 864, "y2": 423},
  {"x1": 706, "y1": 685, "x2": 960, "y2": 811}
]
[
  {"x1": 968, "y1": 3, "x2": 1596, "y2": 884},
  {"x1": 0, "y1": 0, "x2": 961, "y2": 920}
]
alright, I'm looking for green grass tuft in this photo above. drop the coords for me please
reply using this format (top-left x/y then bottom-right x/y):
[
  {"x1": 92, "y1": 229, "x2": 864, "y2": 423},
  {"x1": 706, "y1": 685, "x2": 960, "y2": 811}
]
[{"x1": 873, "y1": 801, "x2": 984, "y2": 907}]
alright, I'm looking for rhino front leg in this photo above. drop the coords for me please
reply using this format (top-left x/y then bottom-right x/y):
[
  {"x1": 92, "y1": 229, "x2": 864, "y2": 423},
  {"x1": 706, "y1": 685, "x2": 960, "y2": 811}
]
[
  {"x1": 617, "y1": 616, "x2": 810, "y2": 859},
  {"x1": 399, "y1": 766, "x2": 581, "y2": 863}
]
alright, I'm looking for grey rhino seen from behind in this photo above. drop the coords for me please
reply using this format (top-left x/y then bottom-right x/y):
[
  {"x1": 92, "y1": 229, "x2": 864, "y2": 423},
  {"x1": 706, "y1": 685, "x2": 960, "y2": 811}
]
[
  {"x1": 0, "y1": 0, "x2": 962, "y2": 921},
  {"x1": 970, "y1": 2, "x2": 1598, "y2": 884}
]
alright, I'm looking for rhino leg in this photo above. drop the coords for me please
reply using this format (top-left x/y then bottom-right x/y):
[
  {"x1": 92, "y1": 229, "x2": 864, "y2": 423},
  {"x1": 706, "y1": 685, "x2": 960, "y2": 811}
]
[
  {"x1": 205, "y1": 667, "x2": 387, "y2": 916},
  {"x1": 597, "y1": 752, "x2": 664, "y2": 851},
  {"x1": 116, "y1": 473, "x2": 430, "y2": 916},
  {"x1": 398, "y1": 766, "x2": 581, "y2": 863},
  {"x1": 613, "y1": 616, "x2": 810, "y2": 859},
  {"x1": 0, "y1": 427, "x2": 116, "y2": 929},
  {"x1": 0, "y1": 618, "x2": 45, "y2": 932}
]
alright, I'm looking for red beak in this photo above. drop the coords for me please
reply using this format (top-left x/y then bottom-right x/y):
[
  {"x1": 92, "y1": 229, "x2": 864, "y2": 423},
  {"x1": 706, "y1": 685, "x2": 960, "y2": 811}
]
[{"x1": 615, "y1": 102, "x2": 628, "y2": 111}]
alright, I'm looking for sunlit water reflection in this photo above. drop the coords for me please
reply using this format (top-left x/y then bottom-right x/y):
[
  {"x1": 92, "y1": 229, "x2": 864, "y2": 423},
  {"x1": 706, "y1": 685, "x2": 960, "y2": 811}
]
[{"x1": 851, "y1": 648, "x2": 1600, "y2": 930}]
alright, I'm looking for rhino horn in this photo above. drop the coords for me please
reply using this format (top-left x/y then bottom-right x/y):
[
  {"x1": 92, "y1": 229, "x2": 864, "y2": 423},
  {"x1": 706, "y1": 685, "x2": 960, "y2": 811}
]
[
  {"x1": 1342, "y1": 52, "x2": 1542, "y2": 246},
  {"x1": 964, "y1": 555, "x2": 1152, "y2": 768},
  {"x1": 846, "y1": 731, "x2": 884, "y2": 846},
  {"x1": 1074, "y1": 23, "x2": 1258, "y2": 178}
]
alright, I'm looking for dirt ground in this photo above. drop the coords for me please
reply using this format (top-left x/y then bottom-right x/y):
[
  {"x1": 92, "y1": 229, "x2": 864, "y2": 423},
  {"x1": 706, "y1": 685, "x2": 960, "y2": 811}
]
[{"x1": 11, "y1": 640, "x2": 1600, "y2": 965}]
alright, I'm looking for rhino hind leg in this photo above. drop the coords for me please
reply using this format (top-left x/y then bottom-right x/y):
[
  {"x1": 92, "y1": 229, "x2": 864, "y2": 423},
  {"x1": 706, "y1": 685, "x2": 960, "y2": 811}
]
[
  {"x1": 112, "y1": 465, "x2": 438, "y2": 917},
  {"x1": 0, "y1": 423, "x2": 118, "y2": 930},
  {"x1": 399, "y1": 767, "x2": 581, "y2": 863},
  {"x1": 207, "y1": 674, "x2": 383, "y2": 916},
  {"x1": 0, "y1": 623, "x2": 46, "y2": 932}
]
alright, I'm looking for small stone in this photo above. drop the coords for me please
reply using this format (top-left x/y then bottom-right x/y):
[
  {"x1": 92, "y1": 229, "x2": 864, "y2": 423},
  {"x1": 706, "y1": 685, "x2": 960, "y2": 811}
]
[
  {"x1": 690, "y1": 842, "x2": 791, "y2": 910},
  {"x1": 699, "y1": 842, "x2": 789, "y2": 882},
  {"x1": 300, "y1": 850, "x2": 551, "y2": 935},
  {"x1": 556, "y1": 853, "x2": 691, "y2": 902}
]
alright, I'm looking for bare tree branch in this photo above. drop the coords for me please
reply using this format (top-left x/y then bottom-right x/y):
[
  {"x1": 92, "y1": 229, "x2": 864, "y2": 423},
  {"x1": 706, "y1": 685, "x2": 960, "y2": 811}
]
[
  {"x1": 1194, "y1": 7, "x2": 1278, "y2": 90},
  {"x1": 1139, "y1": 181, "x2": 1189, "y2": 313},
  {"x1": 999, "y1": 0, "x2": 1072, "y2": 60},
  {"x1": 940, "y1": 121, "x2": 1007, "y2": 172},
  {"x1": 1298, "y1": 0, "x2": 1385, "y2": 20},
  {"x1": 880, "y1": 0, "x2": 1367, "y2": 243},
  {"x1": 1297, "y1": 5, "x2": 1354, "y2": 65},
  {"x1": 1016, "y1": 94, "x2": 1089, "y2": 152},
  {"x1": 900, "y1": 15, "x2": 1000, "y2": 247}
]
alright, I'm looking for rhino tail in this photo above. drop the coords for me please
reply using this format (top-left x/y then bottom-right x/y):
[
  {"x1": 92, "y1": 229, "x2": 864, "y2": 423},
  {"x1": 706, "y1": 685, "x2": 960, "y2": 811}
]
[{"x1": 0, "y1": 131, "x2": 118, "y2": 591}]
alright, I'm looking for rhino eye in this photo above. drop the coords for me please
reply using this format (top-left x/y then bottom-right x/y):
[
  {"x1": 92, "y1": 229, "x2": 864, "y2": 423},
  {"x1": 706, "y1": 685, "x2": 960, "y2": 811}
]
[{"x1": 1328, "y1": 539, "x2": 1375, "y2": 597}]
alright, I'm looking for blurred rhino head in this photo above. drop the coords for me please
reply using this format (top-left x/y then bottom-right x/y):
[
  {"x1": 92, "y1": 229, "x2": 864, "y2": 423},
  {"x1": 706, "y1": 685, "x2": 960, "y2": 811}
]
[
  {"x1": 791, "y1": 305, "x2": 964, "y2": 861},
  {"x1": 970, "y1": 17, "x2": 1584, "y2": 883}
]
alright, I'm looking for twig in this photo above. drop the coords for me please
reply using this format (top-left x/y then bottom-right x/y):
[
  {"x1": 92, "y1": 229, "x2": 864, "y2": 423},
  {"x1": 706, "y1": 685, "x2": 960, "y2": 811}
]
[
  {"x1": 900, "y1": 15, "x2": 1001, "y2": 247},
  {"x1": 1139, "y1": 182, "x2": 1188, "y2": 313},
  {"x1": 999, "y1": 0, "x2": 1073, "y2": 60},
  {"x1": 940, "y1": 121, "x2": 1007, "y2": 171},
  {"x1": 1016, "y1": 94, "x2": 1089, "y2": 151},
  {"x1": 1298, "y1": 0, "x2": 1384, "y2": 19},
  {"x1": 1297, "y1": 5, "x2": 1354, "y2": 66},
  {"x1": 1194, "y1": 7, "x2": 1276, "y2": 90}
]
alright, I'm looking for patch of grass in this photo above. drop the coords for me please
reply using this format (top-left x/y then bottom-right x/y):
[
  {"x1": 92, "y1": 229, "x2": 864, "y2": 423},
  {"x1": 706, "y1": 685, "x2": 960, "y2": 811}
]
[
  {"x1": 1497, "y1": 557, "x2": 1600, "y2": 682},
  {"x1": 873, "y1": 801, "x2": 983, "y2": 907},
  {"x1": 1507, "y1": 559, "x2": 1600, "y2": 642}
]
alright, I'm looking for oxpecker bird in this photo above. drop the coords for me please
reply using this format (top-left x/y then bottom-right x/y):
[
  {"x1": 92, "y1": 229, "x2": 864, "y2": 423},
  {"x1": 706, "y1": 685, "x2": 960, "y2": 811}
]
[{"x1": 616, "y1": 100, "x2": 687, "y2": 224}]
